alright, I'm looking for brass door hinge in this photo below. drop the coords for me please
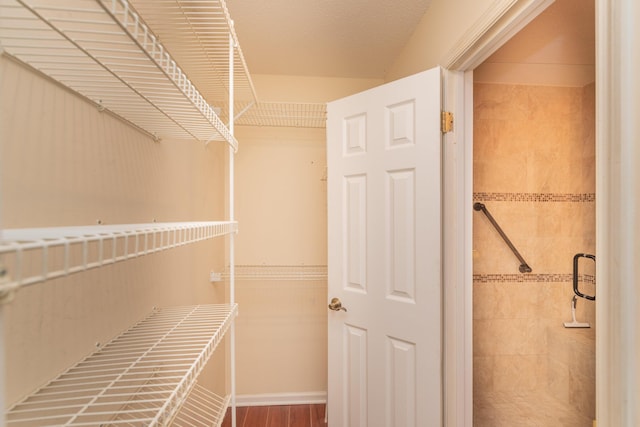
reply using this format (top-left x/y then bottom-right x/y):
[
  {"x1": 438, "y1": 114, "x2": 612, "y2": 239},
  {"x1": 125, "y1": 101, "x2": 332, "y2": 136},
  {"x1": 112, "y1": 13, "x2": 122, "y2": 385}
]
[{"x1": 441, "y1": 111, "x2": 454, "y2": 133}]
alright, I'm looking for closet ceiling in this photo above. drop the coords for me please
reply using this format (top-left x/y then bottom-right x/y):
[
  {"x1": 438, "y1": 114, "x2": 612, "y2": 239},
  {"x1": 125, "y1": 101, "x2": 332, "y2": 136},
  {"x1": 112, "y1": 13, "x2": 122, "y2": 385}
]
[{"x1": 225, "y1": 0, "x2": 434, "y2": 78}]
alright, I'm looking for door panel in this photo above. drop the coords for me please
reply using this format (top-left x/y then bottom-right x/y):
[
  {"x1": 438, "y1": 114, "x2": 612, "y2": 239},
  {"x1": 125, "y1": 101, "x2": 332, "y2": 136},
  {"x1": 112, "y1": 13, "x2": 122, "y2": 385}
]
[
  {"x1": 387, "y1": 336, "x2": 416, "y2": 426},
  {"x1": 345, "y1": 175, "x2": 367, "y2": 292},
  {"x1": 327, "y1": 67, "x2": 443, "y2": 427},
  {"x1": 387, "y1": 169, "x2": 416, "y2": 302},
  {"x1": 344, "y1": 324, "x2": 368, "y2": 427}
]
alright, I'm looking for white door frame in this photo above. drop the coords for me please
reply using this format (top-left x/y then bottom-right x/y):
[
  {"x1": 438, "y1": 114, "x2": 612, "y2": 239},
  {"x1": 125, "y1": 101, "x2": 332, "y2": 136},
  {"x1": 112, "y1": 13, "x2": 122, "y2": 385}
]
[
  {"x1": 592, "y1": 0, "x2": 640, "y2": 424},
  {"x1": 439, "y1": 1, "x2": 556, "y2": 425},
  {"x1": 441, "y1": 0, "x2": 640, "y2": 425}
]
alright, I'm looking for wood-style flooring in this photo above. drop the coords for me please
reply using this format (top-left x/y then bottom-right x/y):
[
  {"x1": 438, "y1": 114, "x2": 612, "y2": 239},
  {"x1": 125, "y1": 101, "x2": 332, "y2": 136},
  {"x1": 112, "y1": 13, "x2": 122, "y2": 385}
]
[{"x1": 221, "y1": 404, "x2": 326, "y2": 427}]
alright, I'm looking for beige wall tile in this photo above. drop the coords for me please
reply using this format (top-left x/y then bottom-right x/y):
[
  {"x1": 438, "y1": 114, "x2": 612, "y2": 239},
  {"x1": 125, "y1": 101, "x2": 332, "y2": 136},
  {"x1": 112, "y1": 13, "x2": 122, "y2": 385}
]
[
  {"x1": 473, "y1": 82, "x2": 596, "y2": 421},
  {"x1": 474, "y1": 318, "x2": 547, "y2": 356},
  {"x1": 473, "y1": 356, "x2": 495, "y2": 393},
  {"x1": 492, "y1": 354, "x2": 547, "y2": 392}
]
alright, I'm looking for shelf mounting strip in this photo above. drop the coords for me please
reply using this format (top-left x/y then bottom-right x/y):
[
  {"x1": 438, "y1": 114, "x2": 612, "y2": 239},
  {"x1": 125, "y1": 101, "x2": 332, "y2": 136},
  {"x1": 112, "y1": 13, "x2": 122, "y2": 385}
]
[{"x1": 5, "y1": 304, "x2": 238, "y2": 426}]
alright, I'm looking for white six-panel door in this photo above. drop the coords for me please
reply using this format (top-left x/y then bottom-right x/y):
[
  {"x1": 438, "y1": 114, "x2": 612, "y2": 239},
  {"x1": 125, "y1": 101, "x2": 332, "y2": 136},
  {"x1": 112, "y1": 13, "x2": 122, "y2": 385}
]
[{"x1": 327, "y1": 67, "x2": 442, "y2": 427}]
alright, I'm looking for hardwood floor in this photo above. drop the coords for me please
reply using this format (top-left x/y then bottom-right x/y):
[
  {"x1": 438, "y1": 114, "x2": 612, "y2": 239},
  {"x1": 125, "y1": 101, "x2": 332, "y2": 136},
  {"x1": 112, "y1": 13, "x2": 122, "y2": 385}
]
[{"x1": 220, "y1": 404, "x2": 326, "y2": 427}]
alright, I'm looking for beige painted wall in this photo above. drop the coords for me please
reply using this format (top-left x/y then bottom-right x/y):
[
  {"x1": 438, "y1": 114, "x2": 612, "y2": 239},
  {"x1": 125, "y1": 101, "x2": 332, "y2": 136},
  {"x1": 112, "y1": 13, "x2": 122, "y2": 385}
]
[
  {"x1": 233, "y1": 126, "x2": 328, "y2": 396},
  {"x1": 252, "y1": 74, "x2": 383, "y2": 103},
  {"x1": 235, "y1": 126, "x2": 326, "y2": 265},
  {"x1": 0, "y1": 55, "x2": 228, "y2": 405}
]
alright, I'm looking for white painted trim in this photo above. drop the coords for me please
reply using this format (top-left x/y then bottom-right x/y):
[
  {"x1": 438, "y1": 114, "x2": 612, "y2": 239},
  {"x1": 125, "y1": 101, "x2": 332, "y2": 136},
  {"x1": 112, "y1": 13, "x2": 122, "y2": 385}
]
[
  {"x1": 439, "y1": 1, "x2": 557, "y2": 426},
  {"x1": 442, "y1": 69, "x2": 472, "y2": 427},
  {"x1": 235, "y1": 392, "x2": 327, "y2": 407},
  {"x1": 463, "y1": 70, "x2": 475, "y2": 427},
  {"x1": 443, "y1": 0, "x2": 555, "y2": 70},
  {"x1": 595, "y1": 0, "x2": 640, "y2": 424}
]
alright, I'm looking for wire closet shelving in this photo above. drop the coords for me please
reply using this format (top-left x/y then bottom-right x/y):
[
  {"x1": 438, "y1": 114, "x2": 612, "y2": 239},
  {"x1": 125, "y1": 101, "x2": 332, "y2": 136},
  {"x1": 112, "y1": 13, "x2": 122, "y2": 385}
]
[
  {"x1": 0, "y1": 0, "x2": 247, "y2": 147},
  {"x1": 120, "y1": 1, "x2": 326, "y2": 128},
  {"x1": 5, "y1": 304, "x2": 238, "y2": 426},
  {"x1": 0, "y1": 0, "x2": 249, "y2": 425},
  {"x1": 0, "y1": 0, "x2": 325, "y2": 138},
  {"x1": 0, "y1": 221, "x2": 238, "y2": 298}
]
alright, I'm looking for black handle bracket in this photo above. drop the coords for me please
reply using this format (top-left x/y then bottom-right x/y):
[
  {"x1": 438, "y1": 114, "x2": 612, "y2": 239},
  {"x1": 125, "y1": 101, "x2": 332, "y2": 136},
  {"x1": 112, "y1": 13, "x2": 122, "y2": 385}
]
[{"x1": 573, "y1": 253, "x2": 596, "y2": 300}]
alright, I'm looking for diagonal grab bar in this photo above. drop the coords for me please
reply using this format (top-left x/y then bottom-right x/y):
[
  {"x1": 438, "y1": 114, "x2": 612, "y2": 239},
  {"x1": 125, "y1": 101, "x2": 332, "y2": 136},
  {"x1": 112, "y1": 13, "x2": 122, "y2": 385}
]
[{"x1": 474, "y1": 202, "x2": 532, "y2": 273}]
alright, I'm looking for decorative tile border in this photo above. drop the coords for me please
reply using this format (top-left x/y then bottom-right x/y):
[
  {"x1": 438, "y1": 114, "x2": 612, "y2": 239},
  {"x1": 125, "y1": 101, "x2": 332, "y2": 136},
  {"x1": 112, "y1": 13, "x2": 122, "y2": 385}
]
[
  {"x1": 472, "y1": 192, "x2": 596, "y2": 285},
  {"x1": 473, "y1": 192, "x2": 595, "y2": 203},
  {"x1": 473, "y1": 273, "x2": 596, "y2": 284}
]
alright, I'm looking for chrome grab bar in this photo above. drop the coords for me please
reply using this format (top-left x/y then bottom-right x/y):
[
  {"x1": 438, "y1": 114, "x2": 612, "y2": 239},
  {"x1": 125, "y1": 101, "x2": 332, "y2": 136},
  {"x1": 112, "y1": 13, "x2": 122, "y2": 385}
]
[{"x1": 473, "y1": 202, "x2": 532, "y2": 273}]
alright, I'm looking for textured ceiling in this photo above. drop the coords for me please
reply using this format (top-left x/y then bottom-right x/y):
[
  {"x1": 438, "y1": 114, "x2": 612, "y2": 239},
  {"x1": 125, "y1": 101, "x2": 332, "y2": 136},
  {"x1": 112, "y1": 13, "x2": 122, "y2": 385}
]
[{"x1": 226, "y1": 0, "x2": 433, "y2": 78}]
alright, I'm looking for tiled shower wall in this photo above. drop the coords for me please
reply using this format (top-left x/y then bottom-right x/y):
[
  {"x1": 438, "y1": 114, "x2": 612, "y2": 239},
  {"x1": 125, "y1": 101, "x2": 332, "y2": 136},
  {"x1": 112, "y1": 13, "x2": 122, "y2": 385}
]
[{"x1": 473, "y1": 83, "x2": 596, "y2": 426}]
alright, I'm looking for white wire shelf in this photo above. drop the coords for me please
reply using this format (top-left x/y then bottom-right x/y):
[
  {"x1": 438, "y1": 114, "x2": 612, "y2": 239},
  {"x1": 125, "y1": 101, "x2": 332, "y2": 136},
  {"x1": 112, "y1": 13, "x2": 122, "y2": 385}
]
[
  {"x1": 0, "y1": 221, "x2": 237, "y2": 297},
  {"x1": 0, "y1": 0, "x2": 238, "y2": 149},
  {"x1": 170, "y1": 383, "x2": 229, "y2": 427},
  {"x1": 129, "y1": 0, "x2": 257, "y2": 109},
  {"x1": 5, "y1": 304, "x2": 237, "y2": 427},
  {"x1": 224, "y1": 265, "x2": 328, "y2": 281},
  {"x1": 232, "y1": 101, "x2": 327, "y2": 128}
]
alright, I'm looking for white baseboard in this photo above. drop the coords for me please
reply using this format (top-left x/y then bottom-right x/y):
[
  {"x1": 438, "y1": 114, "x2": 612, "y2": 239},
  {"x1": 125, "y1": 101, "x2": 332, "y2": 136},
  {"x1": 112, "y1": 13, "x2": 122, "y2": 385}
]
[{"x1": 235, "y1": 391, "x2": 327, "y2": 407}]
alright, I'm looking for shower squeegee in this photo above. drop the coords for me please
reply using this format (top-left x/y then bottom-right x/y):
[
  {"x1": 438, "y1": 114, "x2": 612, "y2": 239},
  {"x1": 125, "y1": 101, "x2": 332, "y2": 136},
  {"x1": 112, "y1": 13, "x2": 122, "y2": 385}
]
[{"x1": 563, "y1": 295, "x2": 590, "y2": 328}]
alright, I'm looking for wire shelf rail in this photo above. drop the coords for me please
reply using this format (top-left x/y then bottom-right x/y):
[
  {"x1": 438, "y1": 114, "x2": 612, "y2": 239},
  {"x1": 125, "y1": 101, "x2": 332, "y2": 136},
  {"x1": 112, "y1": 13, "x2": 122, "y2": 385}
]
[
  {"x1": 0, "y1": 0, "x2": 239, "y2": 148},
  {"x1": 233, "y1": 102, "x2": 327, "y2": 128},
  {"x1": 171, "y1": 383, "x2": 230, "y2": 427},
  {"x1": 0, "y1": 221, "x2": 238, "y2": 299},
  {"x1": 5, "y1": 304, "x2": 237, "y2": 427},
  {"x1": 222, "y1": 265, "x2": 328, "y2": 281}
]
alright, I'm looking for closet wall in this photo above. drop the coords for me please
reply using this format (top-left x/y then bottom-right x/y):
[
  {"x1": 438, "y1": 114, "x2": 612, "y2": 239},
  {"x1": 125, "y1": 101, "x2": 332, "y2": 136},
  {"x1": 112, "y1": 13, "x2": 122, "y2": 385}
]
[
  {"x1": 0, "y1": 55, "x2": 229, "y2": 405},
  {"x1": 231, "y1": 75, "x2": 381, "y2": 399},
  {"x1": 234, "y1": 126, "x2": 327, "y2": 397}
]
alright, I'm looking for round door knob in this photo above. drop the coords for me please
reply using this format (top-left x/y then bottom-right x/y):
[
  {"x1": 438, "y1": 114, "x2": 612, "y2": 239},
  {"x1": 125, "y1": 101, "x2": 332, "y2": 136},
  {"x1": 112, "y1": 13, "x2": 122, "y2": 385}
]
[{"x1": 328, "y1": 297, "x2": 347, "y2": 312}]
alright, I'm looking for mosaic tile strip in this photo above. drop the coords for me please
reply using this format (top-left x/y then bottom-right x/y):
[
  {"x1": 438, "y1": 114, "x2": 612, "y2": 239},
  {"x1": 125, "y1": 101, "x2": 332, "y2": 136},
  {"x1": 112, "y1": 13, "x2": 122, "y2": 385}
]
[
  {"x1": 473, "y1": 273, "x2": 596, "y2": 284},
  {"x1": 473, "y1": 192, "x2": 595, "y2": 203}
]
